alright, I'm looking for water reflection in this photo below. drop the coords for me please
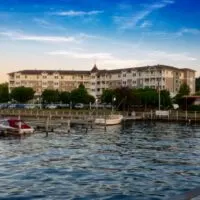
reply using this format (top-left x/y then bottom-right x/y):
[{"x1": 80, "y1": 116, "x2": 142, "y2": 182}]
[{"x1": 0, "y1": 122, "x2": 200, "y2": 199}]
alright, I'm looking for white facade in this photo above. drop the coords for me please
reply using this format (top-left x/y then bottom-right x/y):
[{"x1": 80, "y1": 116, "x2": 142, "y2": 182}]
[{"x1": 8, "y1": 65, "x2": 196, "y2": 98}]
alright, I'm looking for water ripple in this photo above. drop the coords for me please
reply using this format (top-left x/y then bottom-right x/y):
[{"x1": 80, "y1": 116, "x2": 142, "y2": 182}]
[{"x1": 0, "y1": 122, "x2": 200, "y2": 199}]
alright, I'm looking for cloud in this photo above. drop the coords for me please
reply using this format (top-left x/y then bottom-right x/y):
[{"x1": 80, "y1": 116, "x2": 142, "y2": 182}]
[
  {"x1": 99, "y1": 59, "x2": 155, "y2": 68},
  {"x1": 53, "y1": 10, "x2": 104, "y2": 17},
  {"x1": 33, "y1": 18, "x2": 50, "y2": 26},
  {"x1": 78, "y1": 33, "x2": 102, "y2": 39},
  {"x1": 139, "y1": 21, "x2": 152, "y2": 28},
  {"x1": 148, "y1": 51, "x2": 197, "y2": 61},
  {"x1": 48, "y1": 50, "x2": 155, "y2": 67},
  {"x1": 176, "y1": 28, "x2": 200, "y2": 36},
  {"x1": 0, "y1": 31, "x2": 77, "y2": 43},
  {"x1": 114, "y1": 0, "x2": 174, "y2": 30},
  {"x1": 33, "y1": 17, "x2": 68, "y2": 31},
  {"x1": 142, "y1": 27, "x2": 200, "y2": 40},
  {"x1": 0, "y1": 30, "x2": 104, "y2": 44},
  {"x1": 48, "y1": 51, "x2": 113, "y2": 59}
]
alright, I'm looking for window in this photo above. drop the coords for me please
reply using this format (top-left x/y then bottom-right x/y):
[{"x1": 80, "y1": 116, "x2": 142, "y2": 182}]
[{"x1": 123, "y1": 74, "x2": 126, "y2": 77}]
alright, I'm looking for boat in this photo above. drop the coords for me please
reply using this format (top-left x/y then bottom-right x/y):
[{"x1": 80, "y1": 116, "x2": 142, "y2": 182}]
[
  {"x1": 0, "y1": 118, "x2": 34, "y2": 135},
  {"x1": 95, "y1": 114, "x2": 123, "y2": 125}
]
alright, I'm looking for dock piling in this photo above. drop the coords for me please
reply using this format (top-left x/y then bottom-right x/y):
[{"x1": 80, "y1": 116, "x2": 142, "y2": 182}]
[
  {"x1": 45, "y1": 116, "x2": 49, "y2": 137},
  {"x1": 67, "y1": 119, "x2": 70, "y2": 133}
]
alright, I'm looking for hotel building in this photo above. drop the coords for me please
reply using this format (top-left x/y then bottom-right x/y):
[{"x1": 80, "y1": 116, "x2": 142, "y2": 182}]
[{"x1": 8, "y1": 64, "x2": 196, "y2": 98}]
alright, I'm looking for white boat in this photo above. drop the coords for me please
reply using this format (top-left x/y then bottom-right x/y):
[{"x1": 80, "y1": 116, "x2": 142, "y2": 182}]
[
  {"x1": 0, "y1": 118, "x2": 34, "y2": 135},
  {"x1": 95, "y1": 114, "x2": 123, "y2": 125}
]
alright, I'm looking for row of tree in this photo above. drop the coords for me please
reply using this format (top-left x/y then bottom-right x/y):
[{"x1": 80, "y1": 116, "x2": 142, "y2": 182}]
[
  {"x1": 101, "y1": 87, "x2": 172, "y2": 110},
  {"x1": 0, "y1": 82, "x2": 197, "y2": 110},
  {"x1": 0, "y1": 83, "x2": 95, "y2": 104},
  {"x1": 100, "y1": 83, "x2": 193, "y2": 110},
  {"x1": 41, "y1": 84, "x2": 95, "y2": 104}
]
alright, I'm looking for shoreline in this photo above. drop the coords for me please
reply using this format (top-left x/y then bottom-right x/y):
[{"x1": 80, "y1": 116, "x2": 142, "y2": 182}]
[{"x1": 1, "y1": 109, "x2": 200, "y2": 124}]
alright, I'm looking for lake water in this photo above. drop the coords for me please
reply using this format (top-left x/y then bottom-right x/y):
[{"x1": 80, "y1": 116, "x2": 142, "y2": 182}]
[{"x1": 0, "y1": 122, "x2": 200, "y2": 200}]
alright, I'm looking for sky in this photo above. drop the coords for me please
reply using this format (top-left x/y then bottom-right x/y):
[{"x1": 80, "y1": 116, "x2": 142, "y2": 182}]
[{"x1": 0, "y1": 0, "x2": 200, "y2": 82}]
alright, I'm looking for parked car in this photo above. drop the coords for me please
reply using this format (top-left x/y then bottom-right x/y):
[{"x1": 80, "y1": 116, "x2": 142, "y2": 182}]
[
  {"x1": 15, "y1": 104, "x2": 26, "y2": 109},
  {"x1": 46, "y1": 104, "x2": 58, "y2": 109},
  {"x1": 0, "y1": 104, "x2": 9, "y2": 109},
  {"x1": 74, "y1": 103, "x2": 84, "y2": 109},
  {"x1": 57, "y1": 104, "x2": 70, "y2": 109},
  {"x1": 8, "y1": 104, "x2": 17, "y2": 109},
  {"x1": 24, "y1": 104, "x2": 36, "y2": 109}
]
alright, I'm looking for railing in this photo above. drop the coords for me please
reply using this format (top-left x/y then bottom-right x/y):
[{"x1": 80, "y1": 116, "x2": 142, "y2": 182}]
[
  {"x1": 0, "y1": 109, "x2": 120, "y2": 120},
  {"x1": 1, "y1": 109, "x2": 200, "y2": 122}
]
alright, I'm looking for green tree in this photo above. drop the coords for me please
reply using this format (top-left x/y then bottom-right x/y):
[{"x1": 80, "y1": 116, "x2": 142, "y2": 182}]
[
  {"x1": 175, "y1": 83, "x2": 190, "y2": 109},
  {"x1": 10, "y1": 87, "x2": 35, "y2": 103},
  {"x1": 0, "y1": 83, "x2": 9, "y2": 103},
  {"x1": 133, "y1": 88, "x2": 158, "y2": 110},
  {"x1": 196, "y1": 77, "x2": 200, "y2": 92},
  {"x1": 114, "y1": 87, "x2": 136, "y2": 111},
  {"x1": 70, "y1": 84, "x2": 95, "y2": 104},
  {"x1": 42, "y1": 89, "x2": 60, "y2": 104},
  {"x1": 160, "y1": 90, "x2": 172, "y2": 109},
  {"x1": 101, "y1": 89, "x2": 115, "y2": 104},
  {"x1": 86, "y1": 94, "x2": 95, "y2": 104},
  {"x1": 60, "y1": 91, "x2": 70, "y2": 104},
  {"x1": 178, "y1": 82, "x2": 190, "y2": 96}
]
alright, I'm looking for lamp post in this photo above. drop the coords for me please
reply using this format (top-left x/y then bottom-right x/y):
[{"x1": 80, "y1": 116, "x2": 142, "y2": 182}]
[{"x1": 112, "y1": 96, "x2": 116, "y2": 112}]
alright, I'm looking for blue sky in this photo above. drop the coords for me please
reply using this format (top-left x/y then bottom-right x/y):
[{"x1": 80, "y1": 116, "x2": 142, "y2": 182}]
[{"x1": 0, "y1": 0, "x2": 200, "y2": 82}]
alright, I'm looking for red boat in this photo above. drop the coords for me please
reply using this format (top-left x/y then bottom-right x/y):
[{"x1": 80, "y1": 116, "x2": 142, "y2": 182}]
[{"x1": 0, "y1": 118, "x2": 34, "y2": 135}]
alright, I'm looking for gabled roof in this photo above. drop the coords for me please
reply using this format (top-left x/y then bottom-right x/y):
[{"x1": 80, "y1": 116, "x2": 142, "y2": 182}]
[{"x1": 91, "y1": 64, "x2": 98, "y2": 73}]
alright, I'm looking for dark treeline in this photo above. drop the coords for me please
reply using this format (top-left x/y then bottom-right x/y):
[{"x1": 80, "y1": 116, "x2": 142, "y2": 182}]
[
  {"x1": 1, "y1": 82, "x2": 200, "y2": 111},
  {"x1": 41, "y1": 84, "x2": 95, "y2": 104},
  {"x1": 101, "y1": 87, "x2": 172, "y2": 111}
]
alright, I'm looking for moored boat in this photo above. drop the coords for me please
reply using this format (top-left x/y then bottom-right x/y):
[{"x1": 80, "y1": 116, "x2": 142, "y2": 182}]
[
  {"x1": 0, "y1": 118, "x2": 34, "y2": 135},
  {"x1": 95, "y1": 114, "x2": 123, "y2": 125}
]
